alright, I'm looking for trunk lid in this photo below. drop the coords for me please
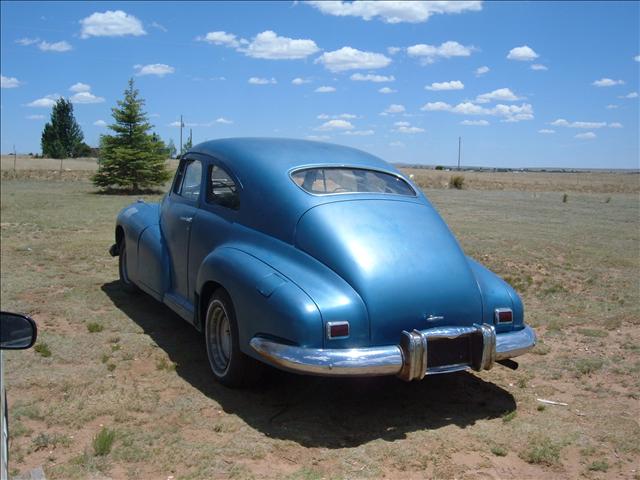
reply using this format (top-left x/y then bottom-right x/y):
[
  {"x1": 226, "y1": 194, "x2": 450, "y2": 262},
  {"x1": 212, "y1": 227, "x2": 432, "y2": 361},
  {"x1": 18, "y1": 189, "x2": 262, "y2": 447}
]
[{"x1": 295, "y1": 199, "x2": 483, "y2": 345}]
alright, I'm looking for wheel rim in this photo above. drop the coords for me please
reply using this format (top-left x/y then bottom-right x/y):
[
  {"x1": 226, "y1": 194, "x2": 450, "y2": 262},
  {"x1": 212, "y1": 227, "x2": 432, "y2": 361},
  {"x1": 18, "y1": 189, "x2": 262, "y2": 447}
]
[{"x1": 207, "y1": 300, "x2": 232, "y2": 376}]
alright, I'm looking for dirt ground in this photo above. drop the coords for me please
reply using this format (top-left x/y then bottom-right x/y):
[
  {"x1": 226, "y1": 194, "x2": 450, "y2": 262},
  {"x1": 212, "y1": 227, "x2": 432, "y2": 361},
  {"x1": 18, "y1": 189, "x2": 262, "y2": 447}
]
[{"x1": 1, "y1": 168, "x2": 638, "y2": 479}]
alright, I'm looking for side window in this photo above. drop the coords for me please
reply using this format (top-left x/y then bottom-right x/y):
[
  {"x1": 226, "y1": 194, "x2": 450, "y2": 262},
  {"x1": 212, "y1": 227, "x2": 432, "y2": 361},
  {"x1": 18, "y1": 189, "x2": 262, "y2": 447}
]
[
  {"x1": 177, "y1": 160, "x2": 202, "y2": 202},
  {"x1": 207, "y1": 165, "x2": 240, "y2": 210}
]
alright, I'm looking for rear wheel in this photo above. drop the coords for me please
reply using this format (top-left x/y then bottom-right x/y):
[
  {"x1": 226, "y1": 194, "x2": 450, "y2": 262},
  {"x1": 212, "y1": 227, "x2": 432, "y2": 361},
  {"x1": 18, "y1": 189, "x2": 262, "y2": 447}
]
[
  {"x1": 118, "y1": 237, "x2": 139, "y2": 293},
  {"x1": 205, "y1": 290, "x2": 261, "y2": 387}
]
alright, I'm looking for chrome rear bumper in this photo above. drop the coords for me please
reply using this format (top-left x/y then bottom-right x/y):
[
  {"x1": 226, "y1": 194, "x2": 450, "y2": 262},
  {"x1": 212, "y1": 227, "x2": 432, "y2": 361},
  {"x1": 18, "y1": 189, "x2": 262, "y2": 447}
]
[{"x1": 250, "y1": 324, "x2": 536, "y2": 381}]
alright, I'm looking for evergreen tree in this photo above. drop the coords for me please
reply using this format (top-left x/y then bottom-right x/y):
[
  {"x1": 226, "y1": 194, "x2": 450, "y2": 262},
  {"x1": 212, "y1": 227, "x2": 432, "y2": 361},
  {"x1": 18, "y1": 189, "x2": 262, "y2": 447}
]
[
  {"x1": 41, "y1": 98, "x2": 84, "y2": 158},
  {"x1": 92, "y1": 79, "x2": 171, "y2": 192},
  {"x1": 181, "y1": 135, "x2": 193, "y2": 156}
]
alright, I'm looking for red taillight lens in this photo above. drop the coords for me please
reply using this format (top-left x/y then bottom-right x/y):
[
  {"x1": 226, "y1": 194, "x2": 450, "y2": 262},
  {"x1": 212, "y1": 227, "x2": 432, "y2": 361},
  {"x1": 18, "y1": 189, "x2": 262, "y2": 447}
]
[
  {"x1": 495, "y1": 308, "x2": 513, "y2": 323},
  {"x1": 328, "y1": 322, "x2": 349, "y2": 339}
]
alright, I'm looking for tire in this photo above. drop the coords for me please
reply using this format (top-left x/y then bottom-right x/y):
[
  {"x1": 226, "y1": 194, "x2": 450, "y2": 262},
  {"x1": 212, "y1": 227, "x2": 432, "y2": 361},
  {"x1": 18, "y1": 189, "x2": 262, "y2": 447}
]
[
  {"x1": 205, "y1": 290, "x2": 261, "y2": 387},
  {"x1": 118, "y1": 237, "x2": 139, "y2": 293}
]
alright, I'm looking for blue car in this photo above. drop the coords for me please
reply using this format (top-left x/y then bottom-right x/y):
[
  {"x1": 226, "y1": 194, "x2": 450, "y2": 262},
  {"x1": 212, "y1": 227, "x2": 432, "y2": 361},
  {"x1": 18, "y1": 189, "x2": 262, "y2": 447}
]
[{"x1": 110, "y1": 138, "x2": 536, "y2": 386}]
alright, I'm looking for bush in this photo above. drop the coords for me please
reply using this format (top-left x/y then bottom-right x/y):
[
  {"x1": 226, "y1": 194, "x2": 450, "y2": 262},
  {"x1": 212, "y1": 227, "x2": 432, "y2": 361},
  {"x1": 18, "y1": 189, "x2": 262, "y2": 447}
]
[
  {"x1": 588, "y1": 460, "x2": 609, "y2": 472},
  {"x1": 86, "y1": 322, "x2": 104, "y2": 333},
  {"x1": 521, "y1": 436, "x2": 561, "y2": 465},
  {"x1": 34, "y1": 343, "x2": 51, "y2": 358},
  {"x1": 435, "y1": 165, "x2": 444, "y2": 170},
  {"x1": 93, "y1": 427, "x2": 116, "y2": 456},
  {"x1": 449, "y1": 175, "x2": 465, "y2": 189}
]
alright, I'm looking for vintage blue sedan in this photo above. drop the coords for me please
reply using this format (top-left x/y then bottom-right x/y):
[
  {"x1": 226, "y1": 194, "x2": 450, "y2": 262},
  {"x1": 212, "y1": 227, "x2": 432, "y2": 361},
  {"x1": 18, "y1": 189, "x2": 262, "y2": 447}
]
[{"x1": 110, "y1": 138, "x2": 536, "y2": 386}]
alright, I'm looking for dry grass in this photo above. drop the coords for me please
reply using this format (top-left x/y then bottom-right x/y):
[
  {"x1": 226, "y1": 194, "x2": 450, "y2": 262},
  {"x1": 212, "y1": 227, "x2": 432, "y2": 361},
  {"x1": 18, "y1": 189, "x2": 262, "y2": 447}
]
[{"x1": 1, "y1": 171, "x2": 639, "y2": 479}]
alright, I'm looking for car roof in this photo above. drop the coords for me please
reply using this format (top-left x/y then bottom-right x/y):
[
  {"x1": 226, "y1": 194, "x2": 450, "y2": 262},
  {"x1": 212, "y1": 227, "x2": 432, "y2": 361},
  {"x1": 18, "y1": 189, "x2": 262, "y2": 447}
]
[{"x1": 190, "y1": 137, "x2": 394, "y2": 177}]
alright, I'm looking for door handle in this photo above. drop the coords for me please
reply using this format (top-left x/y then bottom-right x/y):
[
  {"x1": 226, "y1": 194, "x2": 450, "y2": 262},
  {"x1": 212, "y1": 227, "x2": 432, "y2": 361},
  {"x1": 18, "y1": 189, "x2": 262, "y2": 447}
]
[{"x1": 179, "y1": 216, "x2": 193, "y2": 223}]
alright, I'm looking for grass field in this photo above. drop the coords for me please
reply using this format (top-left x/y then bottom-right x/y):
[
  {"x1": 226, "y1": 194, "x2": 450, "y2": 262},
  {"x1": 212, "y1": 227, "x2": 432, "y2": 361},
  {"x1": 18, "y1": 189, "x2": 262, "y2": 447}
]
[{"x1": 1, "y1": 168, "x2": 639, "y2": 479}]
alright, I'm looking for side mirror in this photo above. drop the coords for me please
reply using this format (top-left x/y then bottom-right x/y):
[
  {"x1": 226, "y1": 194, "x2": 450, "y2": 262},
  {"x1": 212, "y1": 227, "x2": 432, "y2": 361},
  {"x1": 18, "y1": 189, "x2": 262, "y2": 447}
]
[{"x1": 0, "y1": 312, "x2": 37, "y2": 350}]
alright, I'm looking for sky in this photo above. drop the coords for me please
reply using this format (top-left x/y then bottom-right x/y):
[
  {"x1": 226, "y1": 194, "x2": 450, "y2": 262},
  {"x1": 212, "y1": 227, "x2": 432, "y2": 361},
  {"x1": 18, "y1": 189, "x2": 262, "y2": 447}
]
[{"x1": 1, "y1": 1, "x2": 638, "y2": 169}]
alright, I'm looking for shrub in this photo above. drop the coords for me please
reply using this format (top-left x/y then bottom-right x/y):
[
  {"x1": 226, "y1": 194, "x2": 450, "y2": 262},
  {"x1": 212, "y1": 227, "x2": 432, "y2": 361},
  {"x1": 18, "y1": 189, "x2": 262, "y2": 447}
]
[
  {"x1": 491, "y1": 445, "x2": 508, "y2": 456},
  {"x1": 588, "y1": 460, "x2": 609, "y2": 472},
  {"x1": 435, "y1": 165, "x2": 444, "y2": 170},
  {"x1": 34, "y1": 343, "x2": 51, "y2": 358},
  {"x1": 86, "y1": 322, "x2": 104, "y2": 333},
  {"x1": 521, "y1": 436, "x2": 561, "y2": 465},
  {"x1": 93, "y1": 427, "x2": 116, "y2": 456},
  {"x1": 449, "y1": 175, "x2": 465, "y2": 189},
  {"x1": 562, "y1": 193, "x2": 568, "y2": 203}
]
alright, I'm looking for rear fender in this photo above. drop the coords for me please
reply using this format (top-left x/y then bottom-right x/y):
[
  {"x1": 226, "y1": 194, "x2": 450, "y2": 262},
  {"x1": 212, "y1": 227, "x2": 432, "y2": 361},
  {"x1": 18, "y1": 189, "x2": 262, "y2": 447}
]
[{"x1": 196, "y1": 247, "x2": 323, "y2": 358}]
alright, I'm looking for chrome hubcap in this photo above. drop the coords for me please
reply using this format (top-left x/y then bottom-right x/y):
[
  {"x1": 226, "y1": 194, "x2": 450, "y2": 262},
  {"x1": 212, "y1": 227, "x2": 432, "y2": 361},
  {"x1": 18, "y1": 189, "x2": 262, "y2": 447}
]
[{"x1": 207, "y1": 301, "x2": 232, "y2": 376}]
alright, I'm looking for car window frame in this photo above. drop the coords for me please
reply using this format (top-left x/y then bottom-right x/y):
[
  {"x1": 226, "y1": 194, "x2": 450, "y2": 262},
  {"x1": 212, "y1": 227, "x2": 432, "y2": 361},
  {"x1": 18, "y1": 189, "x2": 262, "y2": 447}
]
[
  {"x1": 195, "y1": 155, "x2": 243, "y2": 220},
  {"x1": 289, "y1": 165, "x2": 417, "y2": 197},
  {"x1": 171, "y1": 156, "x2": 204, "y2": 206},
  {"x1": 205, "y1": 162, "x2": 241, "y2": 211}
]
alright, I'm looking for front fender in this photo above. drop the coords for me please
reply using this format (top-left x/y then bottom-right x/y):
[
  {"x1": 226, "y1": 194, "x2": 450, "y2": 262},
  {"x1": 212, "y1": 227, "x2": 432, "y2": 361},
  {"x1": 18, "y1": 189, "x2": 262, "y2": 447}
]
[{"x1": 196, "y1": 247, "x2": 323, "y2": 358}]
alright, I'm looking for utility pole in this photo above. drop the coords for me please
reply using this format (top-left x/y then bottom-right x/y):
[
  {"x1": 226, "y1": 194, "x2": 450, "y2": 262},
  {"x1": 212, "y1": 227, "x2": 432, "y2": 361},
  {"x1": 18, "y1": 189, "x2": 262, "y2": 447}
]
[
  {"x1": 179, "y1": 114, "x2": 184, "y2": 157},
  {"x1": 457, "y1": 136, "x2": 462, "y2": 171},
  {"x1": 13, "y1": 145, "x2": 16, "y2": 172},
  {"x1": 189, "y1": 128, "x2": 192, "y2": 148}
]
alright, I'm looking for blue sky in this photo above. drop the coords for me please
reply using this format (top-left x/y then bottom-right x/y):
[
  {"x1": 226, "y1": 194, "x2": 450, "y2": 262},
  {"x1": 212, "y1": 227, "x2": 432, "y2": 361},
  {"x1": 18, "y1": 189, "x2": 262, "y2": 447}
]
[{"x1": 1, "y1": 1, "x2": 638, "y2": 168}]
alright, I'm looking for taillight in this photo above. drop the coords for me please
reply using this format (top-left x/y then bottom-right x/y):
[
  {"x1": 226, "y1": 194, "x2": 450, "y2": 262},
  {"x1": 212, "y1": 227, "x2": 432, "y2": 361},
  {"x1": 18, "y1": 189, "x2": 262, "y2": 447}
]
[
  {"x1": 327, "y1": 321, "x2": 349, "y2": 339},
  {"x1": 495, "y1": 308, "x2": 513, "y2": 324}
]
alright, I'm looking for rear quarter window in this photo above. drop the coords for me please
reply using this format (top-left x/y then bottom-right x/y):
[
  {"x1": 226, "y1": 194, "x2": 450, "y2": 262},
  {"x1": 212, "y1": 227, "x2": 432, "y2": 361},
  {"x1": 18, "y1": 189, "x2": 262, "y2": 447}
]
[{"x1": 291, "y1": 167, "x2": 415, "y2": 196}]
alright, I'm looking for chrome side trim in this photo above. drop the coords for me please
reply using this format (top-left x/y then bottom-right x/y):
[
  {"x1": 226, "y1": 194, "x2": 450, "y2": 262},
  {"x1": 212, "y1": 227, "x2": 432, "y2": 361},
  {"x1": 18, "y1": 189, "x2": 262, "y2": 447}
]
[
  {"x1": 478, "y1": 323, "x2": 496, "y2": 370},
  {"x1": 495, "y1": 325, "x2": 537, "y2": 360}
]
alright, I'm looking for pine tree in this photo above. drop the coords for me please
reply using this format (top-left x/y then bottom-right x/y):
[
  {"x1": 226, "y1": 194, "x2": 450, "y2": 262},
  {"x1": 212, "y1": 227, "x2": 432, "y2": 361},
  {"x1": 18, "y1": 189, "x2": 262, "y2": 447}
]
[
  {"x1": 41, "y1": 98, "x2": 84, "y2": 158},
  {"x1": 92, "y1": 79, "x2": 171, "y2": 192}
]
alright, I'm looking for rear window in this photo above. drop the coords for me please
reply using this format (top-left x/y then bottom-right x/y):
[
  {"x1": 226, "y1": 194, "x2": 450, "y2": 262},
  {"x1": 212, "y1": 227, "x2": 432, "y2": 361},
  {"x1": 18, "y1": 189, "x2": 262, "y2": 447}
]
[{"x1": 291, "y1": 167, "x2": 415, "y2": 196}]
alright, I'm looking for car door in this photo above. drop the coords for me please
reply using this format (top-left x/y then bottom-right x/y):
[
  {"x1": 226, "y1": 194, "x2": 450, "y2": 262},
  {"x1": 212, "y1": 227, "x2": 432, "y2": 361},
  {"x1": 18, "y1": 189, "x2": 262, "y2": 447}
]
[{"x1": 160, "y1": 157, "x2": 203, "y2": 302}]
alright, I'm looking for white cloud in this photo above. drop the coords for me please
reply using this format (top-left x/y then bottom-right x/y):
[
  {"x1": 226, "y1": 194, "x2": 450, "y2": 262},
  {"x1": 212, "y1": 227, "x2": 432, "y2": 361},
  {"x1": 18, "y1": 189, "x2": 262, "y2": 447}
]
[
  {"x1": 26, "y1": 114, "x2": 45, "y2": 120},
  {"x1": 93, "y1": 119, "x2": 107, "y2": 127},
  {"x1": 530, "y1": 64, "x2": 548, "y2": 71},
  {"x1": 38, "y1": 40, "x2": 72, "y2": 52},
  {"x1": 460, "y1": 119, "x2": 489, "y2": 126},
  {"x1": 592, "y1": 78, "x2": 624, "y2": 87},
  {"x1": 608, "y1": 122, "x2": 623, "y2": 128},
  {"x1": 80, "y1": 10, "x2": 146, "y2": 38},
  {"x1": 350, "y1": 73, "x2": 395, "y2": 82},
  {"x1": 315, "y1": 47, "x2": 391, "y2": 72},
  {"x1": 378, "y1": 87, "x2": 396, "y2": 94},
  {"x1": 538, "y1": 129, "x2": 555, "y2": 134},
  {"x1": 387, "y1": 46, "x2": 401, "y2": 55},
  {"x1": 306, "y1": 1, "x2": 482, "y2": 24},
  {"x1": 150, "y1": 21, "x2": 167, "y2": 32},
  {"x1": 315, "y1": 86, "x2": 336, "y2": 93},
  {"x1": 425, "y1": 80, "x2": 464, "y2": 91},
  {"x1": 606, "y1": 104, "x2": 618, "y2": 109},
  {"x1": 575, "y1": 132, "x2": 596, "y2": 140},
  {"x1": 306, "y1": 135, "x2": 331, "y2": 141},
  {"x1": 634, "y1": 55, "x2": 640, "y2": 62},
  {"x1": 216, "y1": 117, "x2": 233, "y2": 124},
  {"x1": 316, "y1": 119, "x2": 354, "y2": 131},
  {"x1": 70, "y1": 91, "x2": 105, "y2": 104},
  {"x1": 393, "y1": 121, "x2": 424, "y2": 134},
  {"x1": 421, "y1": 100, "x2": 534, "y2": 122},
  {"x1": 421, "y1": 101, "x2": 452, "y2": 111},
  {"x1": 198, "y1": 30, "x2": 318, "y2": 60},
  {"x1": 621, "y1": 91, "x2": 638, "y2": 99},
  {"x1": 389, "y1": 141, "x2": 405, "y2": 147},
  {"x1": 382, "y1": 104, "x2": 405, "y2": 114},
  {"x1": 550, "y1": 119, "x2": 607, "y2": 129},
  {"x1": 475, "y1": 87, "x2": 521, "y2": 103},
  {"x1": 197, "y1": 31, "x2": 242, "y2": 48},
  {"x1": 407, "y1": 41, "x2": 474, "y2": 64},
  {"x1": 26, "y1": 94, "x2": 61, "y2": 108},
  {"x1": 16, "y1": 37, "x2": 40, "y2": 46},
  {"x1": 475, "y1": 65, "x2": 489, "y2": 76},
  {"x1": 243, "y1": 30, "x2": 319, "y2": 59},
  {"x1": 343, "y1": 129, "x2": 375, "y2": 136},
  {"x1": 248, "y1": 77, "x2": 277, "y2": 85},
  {"x1": 292, "y1": 77, "x2": 311, "y2": 85},
  {"x1": 317, "y1": 113, "x2": 357, "y2": 120},
  {"x1": 506, "y1": 45, "x2": 539, "y2": 61},
  {"x1": 1, "y1": 75, "x2": 21, "y2": 88},
  {"x1": 134, "y1": 64, "x2": 175, "y2": 77},
  {"x1": 69, "y1": 82, "x2": 91, "y2": 93}
]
